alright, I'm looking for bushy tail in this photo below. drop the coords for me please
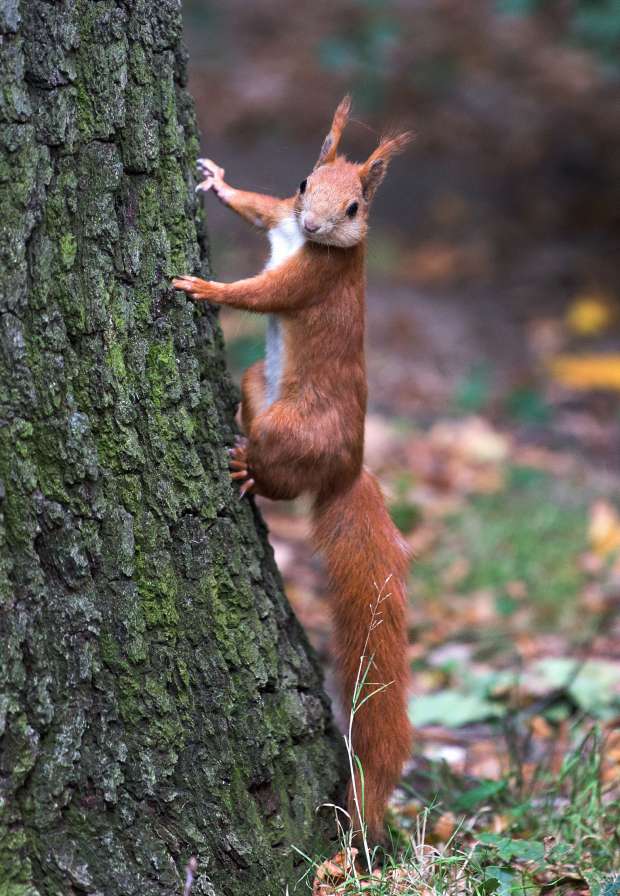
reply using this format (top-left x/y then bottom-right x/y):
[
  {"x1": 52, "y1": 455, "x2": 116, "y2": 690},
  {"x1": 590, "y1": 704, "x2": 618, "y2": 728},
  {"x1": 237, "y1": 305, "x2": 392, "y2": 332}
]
[{"x1": 313, "y1": 469, "x2": 412, "y2": 841}]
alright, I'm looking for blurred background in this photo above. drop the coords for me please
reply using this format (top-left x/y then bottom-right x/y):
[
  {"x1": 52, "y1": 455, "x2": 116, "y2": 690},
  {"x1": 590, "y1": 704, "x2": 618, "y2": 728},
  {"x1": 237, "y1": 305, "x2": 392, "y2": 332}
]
[
  {"x1": 184, "y1": 0, "x2": 620, "y2": 457},
  {"x1": 183, "y1": 0, "x2": 620, "y2": 831}
]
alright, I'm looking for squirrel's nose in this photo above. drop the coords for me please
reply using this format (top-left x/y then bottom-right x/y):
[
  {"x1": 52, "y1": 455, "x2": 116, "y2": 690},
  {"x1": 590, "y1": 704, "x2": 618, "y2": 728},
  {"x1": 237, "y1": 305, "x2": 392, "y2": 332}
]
[{"x1": 302, "y1": 213, "x2": 320, "y2": 233}]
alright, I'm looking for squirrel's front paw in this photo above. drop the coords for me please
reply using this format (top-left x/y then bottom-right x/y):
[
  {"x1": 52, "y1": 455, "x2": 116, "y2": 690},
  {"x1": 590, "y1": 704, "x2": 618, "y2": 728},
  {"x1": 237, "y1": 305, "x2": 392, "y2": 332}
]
[
  {"x1": 172, "y1": 275, "x2": 220, "y2": 302},
  {"x1": 228, "y1": 436, "x2": 256, "y2": 498},
  {"x1": 196, "y1": 157, "x2": 226, "y2": 195}
]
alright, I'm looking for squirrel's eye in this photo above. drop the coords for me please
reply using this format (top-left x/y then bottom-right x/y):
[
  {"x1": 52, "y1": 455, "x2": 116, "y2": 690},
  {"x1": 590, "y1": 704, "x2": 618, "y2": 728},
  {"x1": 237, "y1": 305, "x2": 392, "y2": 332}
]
[
  {"x1": 346, "y1": 201, "x2": 359, "y2": 218},
  {"x1": 299, "y1": 179, "x2": 307, "y2": 194}
]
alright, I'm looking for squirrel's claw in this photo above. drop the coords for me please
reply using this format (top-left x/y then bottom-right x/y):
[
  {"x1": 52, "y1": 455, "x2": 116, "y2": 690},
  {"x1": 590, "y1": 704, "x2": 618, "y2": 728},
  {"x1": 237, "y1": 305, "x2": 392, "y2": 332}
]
[
  {"x1": 173, "y1": 275, "x2": 221, "y2": 302},
  {"x1": 172, "y1": 275, "x2": 201, "y2": 296},
  {"x1": 196, "y1": 158, "x2": 226, "y2": 196},
  {"x1": 239, "y1": 478, "x2": 255, "y2": 498},
  {"x1": 228, "y1": 437, "x2": 255, "y2": 497},
  {"x1": 197, "y1": 157, "x2": 224, "y2": 178}
]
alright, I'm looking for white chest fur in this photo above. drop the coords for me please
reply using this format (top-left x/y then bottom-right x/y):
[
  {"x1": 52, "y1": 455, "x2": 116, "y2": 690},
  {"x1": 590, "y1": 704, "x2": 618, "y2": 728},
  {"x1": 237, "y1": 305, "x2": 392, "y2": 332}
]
[
  {"x1": 264, "y1": 216, "x2": 305, "y2": 406},
  {"x1": 265, "y1": 215, "x2": 305, "y2": 272}
]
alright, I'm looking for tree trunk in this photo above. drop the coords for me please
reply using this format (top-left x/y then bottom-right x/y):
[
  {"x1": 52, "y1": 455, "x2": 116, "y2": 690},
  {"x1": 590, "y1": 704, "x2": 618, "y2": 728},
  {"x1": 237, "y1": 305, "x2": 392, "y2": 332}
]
[{"x1": 0, "y1": 2, "x2": 343, "y2": 893}]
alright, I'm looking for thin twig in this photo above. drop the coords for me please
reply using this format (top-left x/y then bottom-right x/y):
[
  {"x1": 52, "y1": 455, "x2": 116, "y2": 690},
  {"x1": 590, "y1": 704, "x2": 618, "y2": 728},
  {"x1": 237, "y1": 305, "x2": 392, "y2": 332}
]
[{"x1": 346, "y1": 576, "x2": 394, "y2": 877}]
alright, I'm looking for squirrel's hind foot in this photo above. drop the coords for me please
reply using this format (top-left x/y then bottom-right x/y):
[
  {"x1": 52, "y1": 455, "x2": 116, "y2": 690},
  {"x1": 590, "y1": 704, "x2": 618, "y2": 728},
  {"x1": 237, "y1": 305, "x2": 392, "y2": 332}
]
[{"x1": 228, "y1": 437, "x2": 256, "y2": 498}]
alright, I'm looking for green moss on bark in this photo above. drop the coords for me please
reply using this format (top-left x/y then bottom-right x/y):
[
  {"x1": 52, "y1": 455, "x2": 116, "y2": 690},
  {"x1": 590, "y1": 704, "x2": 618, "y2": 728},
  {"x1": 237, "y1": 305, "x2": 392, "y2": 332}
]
[{"x1": 0, "y1": 2, "x2": 344, "y2": 894}]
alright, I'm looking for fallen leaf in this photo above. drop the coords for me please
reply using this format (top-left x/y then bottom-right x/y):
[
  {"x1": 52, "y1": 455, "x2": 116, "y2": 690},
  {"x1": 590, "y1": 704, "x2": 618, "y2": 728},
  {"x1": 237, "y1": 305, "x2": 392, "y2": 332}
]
[
  {"x1": 550, "y1": 354, "x2": 620, "y2": 391},
  {"x1": 505, "y1": 580, "x2": 528, "y2": 599},
  {"x1": 565, "y1": 292, "x2": 616, "y2": 336},
  {"x1": 441, "y1": 557, "x2": 471, "y2": 587},
  {"x1": 312, "y1": 848, "x2": 358, "y2": 896},
  {"x1": 467, "y1": 741, "x2": 504, "y2": 779},
  {"x1": 588, "y1": 499, "x2": 620, "y2": 557},
  {"x1": 530, "y1": 715, "x2": 553, "y2": 739},
  {"x1": 529, "y1": 658, "x2": 620, "y2": 716},
  {"x1": 433, "y1": 811, "x2": 456, "y2": 841},
  {"x1": 429, "y1": 416, "x2": 510, "y2": 464},
  {"x1": 409, "y1": 689, "x2": 505, "y2": 728},
  {"x1": 364, "y1": 414, "x2": 405, "y2": 469}
]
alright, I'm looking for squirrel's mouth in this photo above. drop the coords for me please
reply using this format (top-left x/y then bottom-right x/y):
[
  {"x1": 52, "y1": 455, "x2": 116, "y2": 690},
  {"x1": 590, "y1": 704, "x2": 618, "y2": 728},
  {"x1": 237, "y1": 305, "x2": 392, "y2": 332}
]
[
  {"x1": 300, "y1": 219, "x2": 334, "y2": 244},
  {"x1": 304, "y1": 230, "x2": 333, "y2": 245},
  {"x1": 304, "y1": 228, "x2": 360, "y2": 249},
  {"x1": 300, "y1": 213, "x2": 328, "y2": 237}
]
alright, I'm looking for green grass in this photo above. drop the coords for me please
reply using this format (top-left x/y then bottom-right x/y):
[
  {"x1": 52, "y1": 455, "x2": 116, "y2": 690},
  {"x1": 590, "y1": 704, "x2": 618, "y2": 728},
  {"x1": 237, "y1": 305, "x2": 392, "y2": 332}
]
[
  {"x1": 453, "y1": 364, "x2": 494, "y2": 414},
  {"x1": 297, "y1": 724, "x2": 620, "y2": 894},
  {"x1": 411, "y1": 465, "x2": 588, "y2": 631},
  {"x1": 409, "y1": 725, "x2": 619, "y2": 895}
]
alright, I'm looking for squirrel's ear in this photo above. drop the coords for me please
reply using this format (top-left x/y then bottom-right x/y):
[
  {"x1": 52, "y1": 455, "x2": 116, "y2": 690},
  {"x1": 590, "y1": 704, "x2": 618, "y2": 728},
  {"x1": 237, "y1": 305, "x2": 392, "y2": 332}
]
[
  {"x1": 358, "y1": 131, "x2": 413, "y2": 200},
  {"x1": 315, "y1": 95, "x2": 352, "y2": 168}
]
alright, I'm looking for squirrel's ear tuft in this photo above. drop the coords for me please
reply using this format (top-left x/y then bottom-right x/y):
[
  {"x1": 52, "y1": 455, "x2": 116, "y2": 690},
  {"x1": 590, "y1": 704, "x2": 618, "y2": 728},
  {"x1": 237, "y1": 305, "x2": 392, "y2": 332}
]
[
  {"x1": 358, "y1": 130, "x2": 414, "y2": 200},
  {"x1": 315, "y1": 95, "x2": 352, "y2": 168}
]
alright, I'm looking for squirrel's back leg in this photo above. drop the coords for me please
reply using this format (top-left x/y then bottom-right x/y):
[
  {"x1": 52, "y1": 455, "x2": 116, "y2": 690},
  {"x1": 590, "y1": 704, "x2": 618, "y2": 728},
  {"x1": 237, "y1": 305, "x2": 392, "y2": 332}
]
[
  {"x1": 228, "y1": 361, "x2": 268, "y2": 497},
  {"x1": 234, "y1": 370, "x2": 331, "y2": 501},
  {"x1": 244, "y1": 401, "x2": 360, "y2": 501},
  {"x1": 232, "y1": 364, "x2": 306, "y2": 500}
]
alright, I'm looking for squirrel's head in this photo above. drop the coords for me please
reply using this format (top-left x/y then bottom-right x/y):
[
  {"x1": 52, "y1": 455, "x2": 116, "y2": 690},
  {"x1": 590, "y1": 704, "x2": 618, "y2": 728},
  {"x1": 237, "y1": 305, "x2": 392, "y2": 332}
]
[{"x1": 294, "y1": 95, "x2": 412, "y2": 249}]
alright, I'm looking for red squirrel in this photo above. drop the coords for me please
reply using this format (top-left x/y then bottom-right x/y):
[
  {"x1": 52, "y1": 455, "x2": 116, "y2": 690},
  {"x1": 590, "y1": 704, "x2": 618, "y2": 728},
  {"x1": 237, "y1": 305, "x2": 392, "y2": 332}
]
[{"x1": 173, "y1": 97, "x2": 412, "y2": 842}]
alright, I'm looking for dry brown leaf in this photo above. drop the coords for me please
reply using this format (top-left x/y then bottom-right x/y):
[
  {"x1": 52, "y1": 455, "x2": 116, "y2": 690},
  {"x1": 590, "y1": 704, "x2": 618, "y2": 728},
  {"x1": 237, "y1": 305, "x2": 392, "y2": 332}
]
[
  {"x1": 505, "y1": 580, "x2": 528, "y2": 599},
  {"x1": 364, "y1": 414, "x2": 404, "y2": 469},
  {"x1": 406, "y1": 521, "x2": 441, "y2": 557},
  {"x1": 491, "y1": 814, "x2": 510, "y2": 833},
  {"x1": 441, "y1": 557, "x2": 471, "y2": 587},
  {"x1": 466, "y1": 740, "x2": 504, "y2": 779},
  {"x1": 588, "y1": 499, "x2": 620, "y2": 557},
  {"x1": 429, "y1": 417, "x2": 510, "y2": 464},
  {"x1": 433, "y1": 810, "x2": 457, "y2": 842},
  {"x1": 530, "y1": 715, "x2": 553, "y2": 739},
  {"x1": 580, "y1": 583, "x2": 606, "y2": 612},
  {"x1": 462, "y1": 589, "x2": 498, "y2": 626},
  {"x1": 579, "y1": 551, "x2": 605, "y2": 575},
  {"x1": 312, "y1": 848, "x2": 358, "y2": 896}
]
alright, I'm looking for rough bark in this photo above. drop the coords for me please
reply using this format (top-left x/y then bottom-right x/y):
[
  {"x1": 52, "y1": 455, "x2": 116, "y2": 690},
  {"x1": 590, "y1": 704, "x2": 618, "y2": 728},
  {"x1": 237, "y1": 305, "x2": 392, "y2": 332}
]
[{"x1": 0, "y1": 2, "x2": 343, "y2": 893}]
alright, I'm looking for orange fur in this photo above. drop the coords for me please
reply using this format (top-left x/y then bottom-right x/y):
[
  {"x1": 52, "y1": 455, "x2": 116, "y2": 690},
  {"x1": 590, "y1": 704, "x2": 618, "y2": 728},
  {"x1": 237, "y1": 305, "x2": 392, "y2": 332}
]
[
  {"x1": 174, "y1": 98, "x2": 413, "y2": 842},
  {"x1": 315, "y1": 94, "x2": 351, "y2": 166},
  {"x1": 314, "y1": 471, "x2": 412, "y2": 840}
]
